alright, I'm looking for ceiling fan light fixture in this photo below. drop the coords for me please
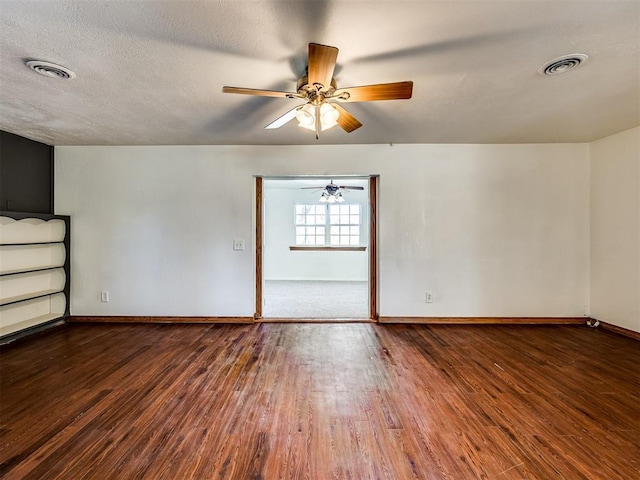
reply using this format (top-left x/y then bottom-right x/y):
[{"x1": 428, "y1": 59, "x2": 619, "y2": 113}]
[
  {"x1": 296, "y1": 104, "x2": 315, "y2": 128},
  {"x1": 319, "y1": 189, "x2": 345, "y2": 203},
  {"x1": 223, "y1": 43, "x2": 414, "y2": 137},
  {"x1": 296, "y1": 103, "x2": 340, "y2": 132},
  {"x1": 320, "y1": 103, "x2": 340, "y2": 129}
]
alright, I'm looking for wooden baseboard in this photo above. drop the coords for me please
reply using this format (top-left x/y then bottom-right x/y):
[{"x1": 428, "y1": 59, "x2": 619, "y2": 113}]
[
  {"x1": 594, "y1": 319, "x2": 640, "y2": 341},
  {"x1": 67, "y1": 316, "x2": 253, "y2": 324},
  {"x1": 378, "y1": 316, "x2": 587, "y2": 325}
]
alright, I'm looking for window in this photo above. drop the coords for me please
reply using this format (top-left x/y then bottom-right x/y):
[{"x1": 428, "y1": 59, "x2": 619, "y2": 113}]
[
  {"x1": 295, "y1": 205, "x2": 326, "y2": 245},
  {"x1": 329, "y1": 204, "x2": 360, "y2": 245},
  {"x1": 295, "y1": 204, "x2": 361, "y2": 246}
]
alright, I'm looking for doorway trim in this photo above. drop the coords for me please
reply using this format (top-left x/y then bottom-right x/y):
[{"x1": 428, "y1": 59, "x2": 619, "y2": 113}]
[{"x1": 254, "y1": 175, "x2": 378, "y2": 321}]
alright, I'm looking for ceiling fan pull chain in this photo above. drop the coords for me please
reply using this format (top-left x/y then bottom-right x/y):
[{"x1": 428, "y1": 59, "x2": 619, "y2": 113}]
[{"x1": 315, "y1": 105, "x2": 321, "y2": 140}]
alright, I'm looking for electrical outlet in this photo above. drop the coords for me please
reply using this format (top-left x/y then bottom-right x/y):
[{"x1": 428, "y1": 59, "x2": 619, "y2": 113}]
[
  {"x1": 101, "y1": 291, "x2": 110, "y2": 303},
  {"x1": 425, "y1": 291, "x2": 434, "y2": 303},
  {"x1": 233, "y1": 239, "x2": 245, "y2": 251}
]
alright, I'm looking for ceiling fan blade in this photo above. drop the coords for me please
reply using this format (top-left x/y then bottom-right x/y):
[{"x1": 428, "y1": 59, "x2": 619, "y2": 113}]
[
  {"x1": 338, "y1": 186, "x2": 365, "y2": 190},
  {"x1": 265, "y1": 105, "x2": 303, "y2": 129},
  {"x1": 331, "y1": 103, "x2": 362, "y2": 133},
  {"x1": 300, "y1": 186, "x2": 325, "y2": 190},
  {"x1": 223, "y1": 86, "x2": 299, "y2": 98},
  {"x1": 334, "y1": 81, "x2": 413, "y2": 102},
  {"x1": 308, "y1": 43, "x2": 339, "y2": 88}
]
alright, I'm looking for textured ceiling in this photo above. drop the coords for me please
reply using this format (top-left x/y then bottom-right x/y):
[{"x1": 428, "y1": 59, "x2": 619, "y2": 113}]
[{"x1": 0, "y1": 1, "x2": 638, "y2": 146}]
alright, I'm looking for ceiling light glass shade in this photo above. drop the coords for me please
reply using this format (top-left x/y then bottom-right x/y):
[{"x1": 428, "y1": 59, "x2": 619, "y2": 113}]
[
  {"x1": 327, "y1": 195, "x2": 337, "y2": 203},
  {"x1": 296, "y1": 103, "x2": 340, "y2": 131},
  {"x1": 319, "y1": 194, "x2": 328, "y2": 203},
  {"x1": 319, "y1": 103, "x2": 339, "y2": 130},
  {"x1": 336, "y1": 193, "x2": 345, "y2": 203},
  {"x1": 296, "y1": 104, "x2": 315, "y2": 129}
]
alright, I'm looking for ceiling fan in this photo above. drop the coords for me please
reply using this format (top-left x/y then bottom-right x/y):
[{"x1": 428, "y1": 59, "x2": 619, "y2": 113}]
[
  {"x1": 222, "y1": 43, "x2": 413, "y2": 139},
  {"x1": 301, "y1": 179, "x2": 364, "y2": 203}
]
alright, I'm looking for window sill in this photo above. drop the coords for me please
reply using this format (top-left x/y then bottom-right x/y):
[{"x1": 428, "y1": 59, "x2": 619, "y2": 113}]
[{"x1": 289, "y1": 246, "x2": 367, "y2": 252}]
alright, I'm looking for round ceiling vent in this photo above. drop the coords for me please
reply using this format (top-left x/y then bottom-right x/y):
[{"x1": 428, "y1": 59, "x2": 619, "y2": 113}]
[
  {"x1": 25, "y1": 60, "x2": 76, "y2": 79},
  {"x1": 538, "y1": 54, "x2": 588, "y2": 76}
]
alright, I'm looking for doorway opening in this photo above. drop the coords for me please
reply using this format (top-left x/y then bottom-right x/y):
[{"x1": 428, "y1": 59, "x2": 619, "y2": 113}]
[{"x1": 255, "y1": 176, "x2": 378, "y2": 321}]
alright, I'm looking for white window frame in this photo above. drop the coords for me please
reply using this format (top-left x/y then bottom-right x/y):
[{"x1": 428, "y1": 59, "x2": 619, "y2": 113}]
[{"x1": 294, "y1": 203, "x2": 363, "y2": 247}]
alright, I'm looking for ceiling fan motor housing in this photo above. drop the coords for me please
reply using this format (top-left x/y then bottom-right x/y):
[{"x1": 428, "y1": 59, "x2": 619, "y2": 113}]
[{"x1": 297, "y1": 75, "x2": 338, "y2": 103}]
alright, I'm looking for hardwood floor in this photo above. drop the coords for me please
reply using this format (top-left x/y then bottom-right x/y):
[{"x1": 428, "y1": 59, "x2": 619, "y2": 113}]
[{"x1": 1, "y1": 323, "x2": 638, "y2": 479}]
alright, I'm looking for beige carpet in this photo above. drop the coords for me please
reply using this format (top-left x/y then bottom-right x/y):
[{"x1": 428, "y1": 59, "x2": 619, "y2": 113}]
[{"x1": 263, "y1": 280, "x2": 368, "y2": 319}]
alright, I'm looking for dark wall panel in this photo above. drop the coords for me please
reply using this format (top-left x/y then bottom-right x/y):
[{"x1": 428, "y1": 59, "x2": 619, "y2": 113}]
[{"x1": 0, "y1": 131, "x2": 53, "y2": 214}]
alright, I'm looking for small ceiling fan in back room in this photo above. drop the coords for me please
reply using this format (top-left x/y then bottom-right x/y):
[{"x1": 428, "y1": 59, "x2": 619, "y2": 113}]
[
  {"x1": 301, "y1": 180, "x2": 364, "y2": 203},
  {"x1": 223, "y1": 43, "x2": 414, "y2": 139}
]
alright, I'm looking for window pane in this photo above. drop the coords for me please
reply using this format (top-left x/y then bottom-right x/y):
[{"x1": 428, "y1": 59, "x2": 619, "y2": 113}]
[
  {"x1": 330, "y1": 215, "x2": 340, "y2": 224},
  {"x1": 317, "y1": 214, "x2": 325, "y2": 224},
  {"x1": 343, "y1": 205, "x2": 352, "y2": 215},
  {"x1": 350, "y1": 236, "x2": 359, "y2": 245},
  {"x1": 295, "y1": 205, "x2": 305, "y2": 214},
  {"x1": 329, "y1": 205, "x2": 340, "y2": 214},
  {"x1": 340, "y1": 215, "x2": 349, "y2": 224},
  {"x1": 315, "y1": 235, "x2": 325, "y2": 245},
  {"x1": 340, "y1": 236, "x2": 350, "y2": 245},
  {"x1": 296, "y1": 235, "x2": 305, "y2": 244},
  {"x1": 317, "y1": 227, "x2": 325, "y2": 236},
  {"x1": 330, "y1": 226, "x2": 339, "y2": 235},
  {"x1": 296, "y1": 215, "x2": 305, "y2": 225},
  {"x1": 296, "y1": 227, "x2": 305, "y2": 235},
  {"x1": 350, "y1": 214, "x2": 360, "y2": 224},
  {"x1": 330, "y1": 236, "x2": 340, "y2": 245},
  {"x1": 340, "y1": 226, "x2": 349, "y2": 235},
  {"x1": 350, "y1": 226, "x2": 359, "y2": 235},
  {"x1": 306, "y1": 227, "x2": 315, "y2": 235},
  {"x1": 305, "y1": 236, "x2": 315, "y2": 245},
  {"x1": 350, "y1": 205, "x2": 359, "y2": 214}
]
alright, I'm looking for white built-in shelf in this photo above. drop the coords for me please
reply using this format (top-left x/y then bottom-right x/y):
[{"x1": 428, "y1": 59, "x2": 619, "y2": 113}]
[
  {"x1": 0, "y1": 217, "x2": 65, "y2": 244},
  {"x1": 0, "y1": 244, "x2": 66, "y2": 275},
  {"x1": 0, "y1": 216, "x2": 69, "y2": 338}
]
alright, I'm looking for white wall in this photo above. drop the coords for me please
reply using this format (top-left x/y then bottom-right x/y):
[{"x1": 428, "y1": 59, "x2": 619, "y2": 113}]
[
  {"x1": 263, "y1": 183, "x2": 368, "y2": 281},
  {"x1": 590, "y1": 127, "x2": 640, "y2": 332},
  {"x1": 55, "y1": 143, "x2": 589, "y2": 318}
]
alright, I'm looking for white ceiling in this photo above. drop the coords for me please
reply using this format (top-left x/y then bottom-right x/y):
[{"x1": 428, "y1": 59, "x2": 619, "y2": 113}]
[{"x1": 1, "y1": 1, "x2": 638, "y2": 146}]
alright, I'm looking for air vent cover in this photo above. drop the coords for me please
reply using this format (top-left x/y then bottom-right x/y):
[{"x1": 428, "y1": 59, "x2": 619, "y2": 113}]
[
  {"x1": 25, "y1": 60, "x2": 76, "y2": 79},
  {"x1": 538, "y1": 54, "x2": 588, "y2": 76}
]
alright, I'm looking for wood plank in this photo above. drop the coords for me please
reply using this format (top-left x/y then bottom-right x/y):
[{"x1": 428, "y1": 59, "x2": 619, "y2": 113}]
[{"x1": 0, "y1": 323, "x2": 637, "y2": 479}]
